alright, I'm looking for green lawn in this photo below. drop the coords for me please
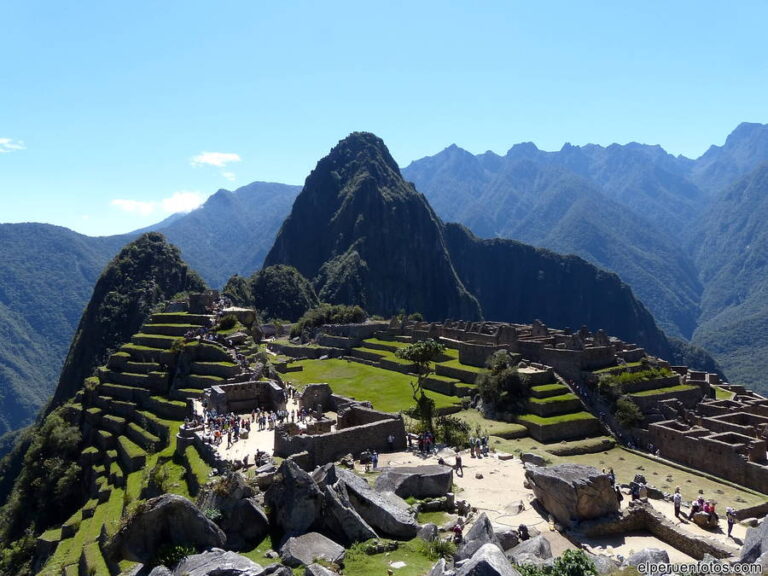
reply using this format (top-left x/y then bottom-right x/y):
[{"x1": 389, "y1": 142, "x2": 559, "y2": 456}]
[
  {"x1": 517, "y1": 412, "x2": 596, "y2": 425},
  {"x1": 343, "y1": 538, "x2": 437, "y2": 576},
  {"x1": 630, "y1": 384, "x2": 697, "y2": 397},
  {"x1": 284, "y1": 359, "x2": 460, "y2": 412},
  {"x1": 714, "y1": 385, "x2": 736, "y2": 400},
  {"x1": 363, "y1": 337, "x2": 410, "y2": 349},
  {"x1": 453, "y1": 409, "x2": 528, "y2": 438}
]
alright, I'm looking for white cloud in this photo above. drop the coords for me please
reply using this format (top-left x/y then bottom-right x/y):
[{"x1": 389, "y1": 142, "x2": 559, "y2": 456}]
[
  {"x1": 111, "y1": 199, "x2": 157, "y2": 216},
  {"x1": 111, "y1": 190, "x2": 206, "y2": 217},
  {"x1": 0, "y1": 138, "x2": 25, "y2": 153},
  {"x1": 190, "y1": 151, "x2": 241, "y2": 168},
  {"x1": 222, "y1": 171, "x2": 236, "y2": 182},
  {"x1": 161, "y1": 190, "x2": 206, "y2": 213}
]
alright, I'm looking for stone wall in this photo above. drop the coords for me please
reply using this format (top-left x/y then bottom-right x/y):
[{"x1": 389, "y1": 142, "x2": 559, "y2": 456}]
[
  {"x1": 321, "y1": 322, "x2": 389, "y2": 339},
  {"x1": 337, "y1": 405, "x2": 394, "y2": 429},
  {"x1": 458, "y1": 342, "x2": 505, "y2": 367},
  {"x1": 274, "y1": 415, "x2": 406, "y2": 469},
  {"x1": 576, "y1": 502, "x2": 736, "y2": 560},
  {"x1": 631, "y1": 386, "x2": 705, "y2": 412},
  {"x1": 519, "y1": 416, "x2": 602, "y2": 442},
  {"x1": 649, "y1": 420, "x2": 768, "y2": 492},
  {"x1": 209, "y1": 380, "x2": 285, "y2": 414}
]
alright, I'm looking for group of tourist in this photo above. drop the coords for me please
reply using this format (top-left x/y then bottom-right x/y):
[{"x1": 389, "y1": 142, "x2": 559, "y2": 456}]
[
  {"x1": 408, "y1": 431, "x2": 436, "y2": 455},
  {"x1": 469, "y1": 435, "x2": 490, "y2": 458},
  {"x1": 200, "y1": 409, "x2": 251, "y2": 447}
]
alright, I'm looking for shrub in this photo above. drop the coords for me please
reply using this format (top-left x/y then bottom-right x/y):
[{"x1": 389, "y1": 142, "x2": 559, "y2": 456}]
[
  {"x1": 217, "y1": 314, "x2": 238, "y2": 331},
  {"x1": 291, "y1": 304, "x2": 368, "y2": 338},
  {"x1": 615, "y1": 397, "x2": 643, "y2": 429},
  {"x1": 152, "y1": 543, "x2": 197, "y2": 568},
  {"x1": 435, "y1": 415, "x2": 470, "y2": 448},
  {"x1": 419, "y1": 536, "x2": 456, "y2": 560}
]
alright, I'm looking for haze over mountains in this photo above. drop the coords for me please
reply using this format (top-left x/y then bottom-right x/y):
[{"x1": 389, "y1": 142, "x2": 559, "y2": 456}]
[{"x1": 3, "y1": 123, "x2": 768, "y2": 437}]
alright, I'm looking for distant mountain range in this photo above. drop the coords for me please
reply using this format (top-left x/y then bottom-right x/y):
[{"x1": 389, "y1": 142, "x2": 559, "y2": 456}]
[{"x1": 3, "y1": 122, "x2": 768, "y2": 437}]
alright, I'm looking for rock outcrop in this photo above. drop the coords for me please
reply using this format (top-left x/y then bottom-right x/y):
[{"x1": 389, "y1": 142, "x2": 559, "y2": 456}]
[
  {"x1": 280, "y1": 532, "x2": 345, "y2": 568},
  {"x1": 455, "y1": 512, "x2": 499, "y2": 561},
  {"x1": 374, "y1": 465, "x2": 454, "y2": 499},
  {"x1": 107, "y1": 494, "x2": 226, "y2": 564},
  {"x1": 173, "y1": 549, "x2": 264, "y2": 575},
  {"x1": 265, "y1": 460, "x2": 323, "y2": 536},
  {"x1": 335, "y1": 467, "x2": 419, "y2": 539},
  {"x1": 524, "y1": 464, "x2": 618, "y2": 528},
  {"x1": 457, "y1": 543, "x2": 523, "y2": 576},
  {"x1": 740, "y1": 514, "x2": 768, "y2": 563}
]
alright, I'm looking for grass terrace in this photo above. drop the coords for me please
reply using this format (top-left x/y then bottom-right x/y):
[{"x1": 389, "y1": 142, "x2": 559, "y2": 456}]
[
  {"x1": 285, "y1": 359, "x2": 461, "y2": 413},
  {"x1": 630, "y1": 384, "x2": 698, "y2": 397},
  {"x1": 517, "y1": 412, "x2": 597, "y2": 425}
]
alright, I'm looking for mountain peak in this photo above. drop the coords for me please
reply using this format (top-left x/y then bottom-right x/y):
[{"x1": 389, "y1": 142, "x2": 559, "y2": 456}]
[{"x1": 265, "y1": 134, "x2": 481, "y2": 320}]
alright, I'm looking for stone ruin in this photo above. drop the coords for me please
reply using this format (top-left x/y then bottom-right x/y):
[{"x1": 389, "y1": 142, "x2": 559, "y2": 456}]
[
  {"x1": 273, "y1": 383, "x2": 406, "y2": 470},
  {"x1": 648, "y1": 386, "x2": 768, "y2": 493},
  {"x1": 207, "y1": 380, "x2": 286, "y2": 415}
]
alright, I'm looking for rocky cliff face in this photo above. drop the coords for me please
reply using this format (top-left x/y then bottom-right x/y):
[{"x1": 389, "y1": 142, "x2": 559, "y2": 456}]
[
  {"x1": 265, "y1": 132, "x2": 481, "y2": 320},
  {"x1": 443, "y1": 223, "x2": 671, "y2": 355},
  {"x1": 51, "y1": 232, "x2": 206, "y2": 407}
]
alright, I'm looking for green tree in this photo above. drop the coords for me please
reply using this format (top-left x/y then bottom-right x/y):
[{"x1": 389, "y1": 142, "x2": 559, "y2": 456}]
[
  {"x1": 395, "y1": 339, "x2": 445, "y2": 432},
  {"x1": 477, "y1": 350, "x2": 527, "y2": 411},
  {"x1": 615, "y1": 397, "x2": 643, "y2": 429}
]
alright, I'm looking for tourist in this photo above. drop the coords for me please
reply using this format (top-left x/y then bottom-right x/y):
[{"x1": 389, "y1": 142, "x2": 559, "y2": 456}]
[
  {"x1": 388, "y1": 433, "x2": 395, "y2": 452},
  {"x1": 469, "y1": 436, "x2": 475, "y2": 458},
  {"x1": 688, "y1": 498, "x2": 701, "y2": 520},
  {"x1": 615, "y1": 486, "x2": 624, "y2": 508},
  {"x1": 726, "y1": 507, "x2": 736, "y2": 538},
  {"x1": 673, "y1": 487, "x2": 682, "y2": 519},
  {"x1": 452, "y1": 522, "x2": 463, "y2": 544},
  {"x1": 372, "y1": 450, "x2": 379, "y2": 470},
  {"x1": 455, "y1": 453, "x2": 463, "y2": 477},
  {"x1": 608, "y1": 468, "x2": 616, "y2": 486}
]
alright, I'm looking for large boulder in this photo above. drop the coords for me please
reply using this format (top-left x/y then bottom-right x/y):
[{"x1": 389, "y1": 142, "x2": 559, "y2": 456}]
[
  {"x1": 624, "y1": 548, "x2": 670, "y2": 576},
  {"x1": 587, "y1": 553, "x2": 620, "y2": 575},
  {"x1": 265, "y1": 459, "x2": 323, "y2": 536},
  {"x1": 427, "y1": 558, "x2": 449, "y2": 576},
  {"x1": 455, "y1": 513, "x2": 499, "y2": 561},
  {"x1": 740, "y1": 514, "x2": 768, "y2": 563},
  {"x1": 227, "y1": 498, "x2": 270, "y2": 551},
  {"x1": 279, "y1": 532, "x2": 345, "y2": 568},
  {"x1": 305, "y1": 564, "x2": 338, "y2": 576},
  {"x1": 524, "y1": 464, "x2": 618, "y2": 528},
  {"x1": 107, "y1": 494, "x2": 226, "y2": 563},
  {"x1": 322, "y1": 481, "x2": 378, "y2": 545},
  {"x1": 172, "y1": 549, "x2": 263, "y2": 576},
  {"x1": 335, "y1": 467, "x2": 419, "y2": 539},
  {"x1": 492, "y1": 525, "x2": 519, "y2": 551},
  {"x1": 457, "y1": 543, "x2": 523, "y2": 576},
  {"x1": 506, "y1": 535, "x2": 552, "y2": 567},
  {"x1": 374, "y1": 465, "x2": 454, "y2": 499}
]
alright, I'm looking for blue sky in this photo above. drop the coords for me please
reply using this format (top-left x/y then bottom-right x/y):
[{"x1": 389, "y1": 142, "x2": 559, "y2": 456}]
[{"x1": 1, "y1": 1, "x2": 766, "y2": 236}]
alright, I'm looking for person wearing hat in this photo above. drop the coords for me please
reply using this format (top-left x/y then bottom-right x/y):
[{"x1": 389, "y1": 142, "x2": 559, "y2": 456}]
[
  {"x1": 673, "y1": 487, "x2": 682, "y2": 519},
  {"x1": 726, "y1": 507, "x2": 736, "y2": 538}
]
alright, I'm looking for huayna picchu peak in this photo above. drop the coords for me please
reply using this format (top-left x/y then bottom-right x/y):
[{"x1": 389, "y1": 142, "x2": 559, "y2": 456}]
[{"x1": 265, "y1": 132, "x2": 483, "y2": 321}]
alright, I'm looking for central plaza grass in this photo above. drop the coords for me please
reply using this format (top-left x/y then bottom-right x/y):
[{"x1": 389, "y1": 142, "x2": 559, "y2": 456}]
[{"x1": 284, "y1": 359, "x2": 461, "y2": 413}]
